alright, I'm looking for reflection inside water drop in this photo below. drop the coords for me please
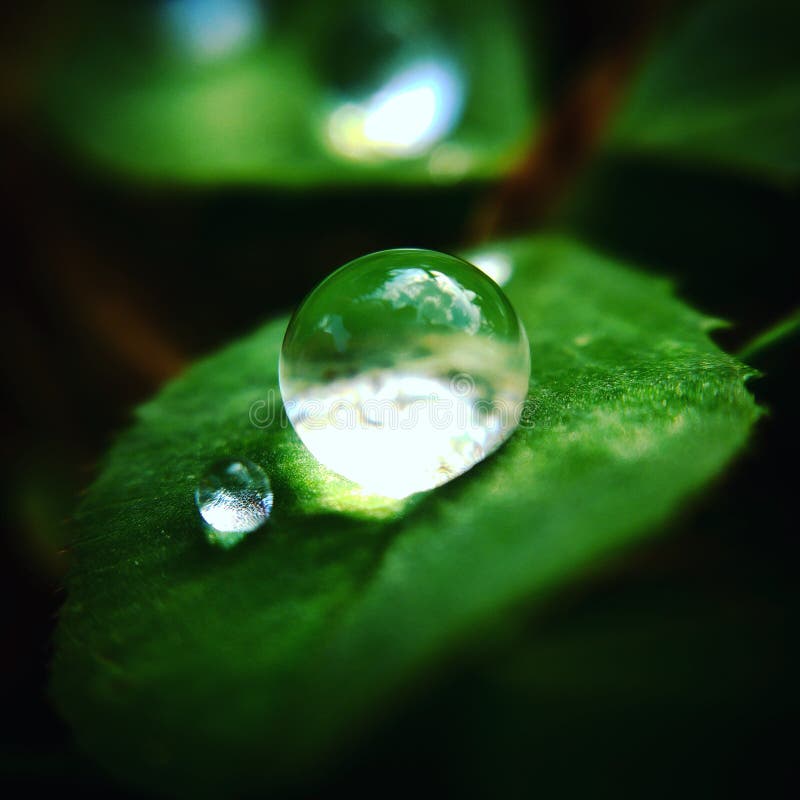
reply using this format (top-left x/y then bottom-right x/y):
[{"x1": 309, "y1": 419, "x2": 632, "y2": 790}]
[
  {"x1": 195, "y1": 458, "x2": 273, "y2": 548},
  {"x1": 279, "y1": 249, "x2": 531, "y2": 499}
]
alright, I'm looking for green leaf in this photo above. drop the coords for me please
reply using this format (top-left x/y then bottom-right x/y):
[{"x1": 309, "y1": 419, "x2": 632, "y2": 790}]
[
  {"x1": 609, "y1": 0, "x2": 800, "y2": 182},
  {"x1": 42, "y1": 0, "x2": 535, "y2": 186},
  {"x1": 52, "y1": 236, "x2": 758, "y2": 795}
]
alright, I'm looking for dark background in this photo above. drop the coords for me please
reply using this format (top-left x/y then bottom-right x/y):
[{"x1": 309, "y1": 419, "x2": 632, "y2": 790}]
[{"x1": 2, "y1": 1, "x2": 797, "y2": 795}]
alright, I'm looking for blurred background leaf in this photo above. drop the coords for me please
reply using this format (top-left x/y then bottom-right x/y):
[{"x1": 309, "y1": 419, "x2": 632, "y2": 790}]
[
  {"x1": 557, "y1": 0, "x2": 800, "y2": 349},
  {"x1": 608, "y1": 0, "x2": 800, "y2": 182},
  {"x1": 42, "y1": 0, "x2": 537, "y2": 185}
]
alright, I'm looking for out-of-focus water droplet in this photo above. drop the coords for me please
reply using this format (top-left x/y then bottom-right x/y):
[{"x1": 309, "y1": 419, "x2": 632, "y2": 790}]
[
  {"x1": 325, "y1": 59, "x2": 465, "y2": 161},
  {"x1": 319, "y1": 2, "x2": 465, "y2": 161},
  {"x1": 279, "y1": 249, "x2": 531, "y2": 499},
  {"x1": 161, "y1": 0, "x2": 266, "y2": 61},
  {"x1": 195, "y1": 458, "x2": 273, "y2": 547}
]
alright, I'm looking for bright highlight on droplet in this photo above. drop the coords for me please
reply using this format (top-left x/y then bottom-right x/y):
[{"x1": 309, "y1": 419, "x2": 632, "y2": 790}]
[
  {"x1": 195, "y1": 458, "x2": 273, "y2": 547},
  {"x1": 325, "y1": 60, "x2": 464, "y2": 161},
  {"x1": 279, "y1": 249, "x2": 531, "y2": 499},
  {"x1": 161, "y1": 0, "x2": 264, "y2": 61},
  {"x1": 468, "y1": 251, "x2": 514, "y2": 286}
]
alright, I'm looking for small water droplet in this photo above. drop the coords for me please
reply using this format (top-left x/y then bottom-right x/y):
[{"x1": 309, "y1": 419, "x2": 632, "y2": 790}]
[
  {"x1": 195, "y1": 458, "x2": 273, "y2": 548},
  {"x1": 280, "y1": 249, "x2": 531, "y2": 499}
]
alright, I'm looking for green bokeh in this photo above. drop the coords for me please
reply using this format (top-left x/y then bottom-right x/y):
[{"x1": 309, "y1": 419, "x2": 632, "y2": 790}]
[
  {"x1": 43, "y1": 0, "x2": 536, "y2": 185},
  {"x1": 609, "y1": 0, "x2": 800, "y2": 182}
]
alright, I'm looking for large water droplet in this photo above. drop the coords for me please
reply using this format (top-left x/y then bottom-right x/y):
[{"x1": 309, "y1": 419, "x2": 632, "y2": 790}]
[
  {"x1": 280, "y1": 249, "x2": 530, "y2": 499},
  {"x1": 195, "y1": 458, "x2": 273, "y2": 547}
]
